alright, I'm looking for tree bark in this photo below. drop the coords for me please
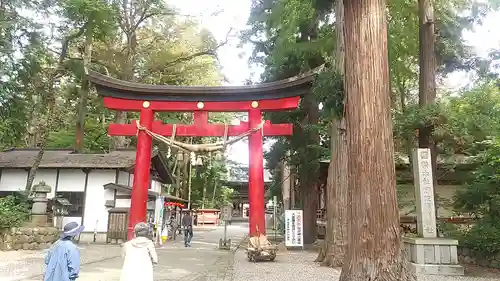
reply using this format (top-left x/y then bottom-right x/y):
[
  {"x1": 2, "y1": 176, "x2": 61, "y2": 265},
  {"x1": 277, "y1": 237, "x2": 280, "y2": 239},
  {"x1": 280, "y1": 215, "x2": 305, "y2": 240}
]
[
  {"x1": 316, "y1": 0, "x2": 348, "y2": 267},
  {"x1": 75, "y1": 30, "x2": 93, "y2": 153},
  {"x1": 339, "y1": 0, "x2": 415, "y2": 280},
  {"x1": 418, "y1": 0, "x2": 440, "y2": 231},
  {"x1": 316, "y1": 119, "x2": 348, "y2": 267},
  {"x1": 300, "y1": 90, "x2": 319, "y2": 245},
  {"x1": 418, "y1": 0, "x2": 436, "y2": 111}
]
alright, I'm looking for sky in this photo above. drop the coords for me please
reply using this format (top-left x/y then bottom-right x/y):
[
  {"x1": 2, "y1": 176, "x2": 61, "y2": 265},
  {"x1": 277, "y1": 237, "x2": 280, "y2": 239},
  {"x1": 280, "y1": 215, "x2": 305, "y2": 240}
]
[
  {"x1": 171, "y1": 0, "x2": 500, "y2": 166},
  {"x1": 170, "y1": 0, "x2": 259, "y2": 85}
]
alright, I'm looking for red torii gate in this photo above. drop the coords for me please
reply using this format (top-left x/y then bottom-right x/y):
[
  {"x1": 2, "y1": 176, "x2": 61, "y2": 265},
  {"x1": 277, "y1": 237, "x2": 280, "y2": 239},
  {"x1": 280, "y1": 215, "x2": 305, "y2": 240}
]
[{"x1": 87, "y1": 70, "x2": 314, "y2": 239}]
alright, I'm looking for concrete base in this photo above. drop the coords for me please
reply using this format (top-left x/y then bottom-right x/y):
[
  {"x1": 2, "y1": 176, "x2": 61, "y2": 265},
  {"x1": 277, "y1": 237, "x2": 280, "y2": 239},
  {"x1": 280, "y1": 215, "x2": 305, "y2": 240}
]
[
  {"x1": 404, "y1": 237, "x2": 464, "y2": 276},
  {"x1": 408, "y1": 263, "x2": 465, "y2": 276}
]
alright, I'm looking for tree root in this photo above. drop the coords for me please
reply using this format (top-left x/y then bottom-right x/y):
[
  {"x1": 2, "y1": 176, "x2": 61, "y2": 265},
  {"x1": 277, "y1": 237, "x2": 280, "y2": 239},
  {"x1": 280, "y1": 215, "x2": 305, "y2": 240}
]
[
  {"x1": 339, "y1": 246, "x2": 416, "y2": 281},
  {"x1": 315, "y1": 246, "x2": 326, "y2": 262},
  {"x1": 321, "y1": 253, "x2": 343, "y2": 268}
]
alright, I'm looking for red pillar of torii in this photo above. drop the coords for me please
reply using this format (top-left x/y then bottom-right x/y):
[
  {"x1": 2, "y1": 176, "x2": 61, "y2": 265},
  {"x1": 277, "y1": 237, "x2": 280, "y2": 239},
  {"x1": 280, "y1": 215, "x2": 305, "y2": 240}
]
[{"x1": 87, "y1": 70, "x2": 315, "y2": 239}]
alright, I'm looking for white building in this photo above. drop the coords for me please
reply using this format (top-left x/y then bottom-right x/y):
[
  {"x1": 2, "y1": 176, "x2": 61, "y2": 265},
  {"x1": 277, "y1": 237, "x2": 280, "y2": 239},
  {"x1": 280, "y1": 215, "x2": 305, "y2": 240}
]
[{"x1": 0, "y1": 148, "x2": 173, "y2": 243}]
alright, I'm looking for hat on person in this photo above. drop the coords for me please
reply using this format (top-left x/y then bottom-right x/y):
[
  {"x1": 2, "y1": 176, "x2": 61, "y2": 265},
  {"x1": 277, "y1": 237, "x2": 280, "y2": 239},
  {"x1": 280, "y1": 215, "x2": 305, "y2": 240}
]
[{"x1": 60, "y1": 222, "x2": 84, "y2": 238}]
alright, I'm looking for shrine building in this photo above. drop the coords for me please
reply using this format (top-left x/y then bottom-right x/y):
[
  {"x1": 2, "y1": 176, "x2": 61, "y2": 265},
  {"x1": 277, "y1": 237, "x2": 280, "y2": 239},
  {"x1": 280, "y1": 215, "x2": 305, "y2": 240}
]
[{"x1": 0, "y1": 148, "x2": 173, "y2": 243}]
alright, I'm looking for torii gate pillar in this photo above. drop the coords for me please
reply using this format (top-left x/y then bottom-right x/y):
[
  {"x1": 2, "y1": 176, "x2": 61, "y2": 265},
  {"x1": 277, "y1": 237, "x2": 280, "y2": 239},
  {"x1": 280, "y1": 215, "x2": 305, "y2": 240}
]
[
  {"x1": 248, "y1": 109, "x2": 265, "y2": 236},
  {"x1": 128, "y1": 107, "x2": 153, "y2": 240}
]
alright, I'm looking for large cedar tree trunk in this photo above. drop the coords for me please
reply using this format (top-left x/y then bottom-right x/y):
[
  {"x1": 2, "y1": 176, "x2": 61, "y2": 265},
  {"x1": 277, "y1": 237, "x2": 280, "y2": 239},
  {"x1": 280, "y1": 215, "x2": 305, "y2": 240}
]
[
  {"x1": 300, "y1": 90, "x2": 319, "y2": 245},
  {"x1": 339, "y1": 0, "x2": 416, "y2": 280},
  {"x1": 316, "y1": 0, "x2": 348, "y2": 267},
  {"x1": 316, "y1": 119, "x2": 348, "y2": 267},
  {"x1": 418, "y1": 0, "x2": 439, "y2": 228}
]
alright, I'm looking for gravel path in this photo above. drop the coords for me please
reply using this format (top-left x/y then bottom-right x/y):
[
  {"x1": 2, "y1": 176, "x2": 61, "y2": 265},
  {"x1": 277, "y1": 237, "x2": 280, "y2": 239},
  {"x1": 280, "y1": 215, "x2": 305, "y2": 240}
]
[
  {"x1": 0, "y1": 224, "x2": 249, "y2": 281},
  {"x1": 232, "y1": 249, "x2": 500, "y2": 281},
  {"x1": 0, "y1": 244, "x2": 122, "y2": 281}
]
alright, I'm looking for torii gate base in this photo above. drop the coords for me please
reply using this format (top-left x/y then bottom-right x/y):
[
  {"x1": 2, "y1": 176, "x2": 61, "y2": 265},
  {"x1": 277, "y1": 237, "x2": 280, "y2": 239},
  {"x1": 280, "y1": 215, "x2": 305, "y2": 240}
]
[{"x1": 87, "y1": 69, "x2": 314, "y2": 240}]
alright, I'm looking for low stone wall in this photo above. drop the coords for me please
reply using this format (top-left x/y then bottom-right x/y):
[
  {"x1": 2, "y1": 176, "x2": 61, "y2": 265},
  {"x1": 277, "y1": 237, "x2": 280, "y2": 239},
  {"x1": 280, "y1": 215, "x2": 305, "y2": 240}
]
[
  {"x1": 0, "y1": 227, "x2": 59, "y2": 251},
  {"x1": 458, "y1": 247, "x2": 500, "y2": 269}
]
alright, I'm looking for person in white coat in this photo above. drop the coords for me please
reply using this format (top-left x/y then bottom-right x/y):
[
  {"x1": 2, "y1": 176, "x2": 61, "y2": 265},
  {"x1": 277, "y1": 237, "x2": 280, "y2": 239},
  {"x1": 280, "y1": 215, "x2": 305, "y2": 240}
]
[{"x1": 120, "y1": 222, "x2": 158, "y2": 281}]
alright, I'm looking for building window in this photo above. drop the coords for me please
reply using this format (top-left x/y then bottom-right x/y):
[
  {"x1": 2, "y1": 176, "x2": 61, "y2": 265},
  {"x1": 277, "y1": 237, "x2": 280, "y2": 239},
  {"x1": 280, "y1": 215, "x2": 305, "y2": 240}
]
[{"x1": 56, "y1": 192, "x2": 84, "y2": 217}]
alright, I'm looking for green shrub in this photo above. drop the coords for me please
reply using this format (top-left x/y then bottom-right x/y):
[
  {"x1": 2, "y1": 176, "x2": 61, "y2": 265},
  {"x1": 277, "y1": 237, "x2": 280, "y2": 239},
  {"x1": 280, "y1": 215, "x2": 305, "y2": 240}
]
[
  {"x1": 453, "y1": 139, "x2": 500, "y2": 255},
  {"x1": 0, "y1": 195, "x2": 29, "y2": 229},
  {"x1": 461, "y1": 220, "x2": 500, "y2": 255},
  {"x1": 439, "y1": 221, "x2": 463, "y2": 239}
]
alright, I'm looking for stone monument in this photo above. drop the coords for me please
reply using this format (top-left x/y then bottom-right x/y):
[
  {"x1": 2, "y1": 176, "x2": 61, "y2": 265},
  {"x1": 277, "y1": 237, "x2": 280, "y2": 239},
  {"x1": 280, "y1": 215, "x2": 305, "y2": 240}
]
[
  {"x1": 403, "y1": 148, "x2": 464, "y2": 275},
  {"x1": 30, "y1": 181, "x2": 52, "y2": 226}
]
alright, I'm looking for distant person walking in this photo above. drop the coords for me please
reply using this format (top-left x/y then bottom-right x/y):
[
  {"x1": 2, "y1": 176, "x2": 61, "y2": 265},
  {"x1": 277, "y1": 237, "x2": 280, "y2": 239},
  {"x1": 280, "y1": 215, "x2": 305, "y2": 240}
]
[
  {"x1": 44, "y1": 222, "x2": 84, "y2": 281},
  {"x1": 182, "y1": 211, "x2": 193, "y2": 247},
  {"x1": 120, "y1": 222, "x2": 158, "y2": 281}
]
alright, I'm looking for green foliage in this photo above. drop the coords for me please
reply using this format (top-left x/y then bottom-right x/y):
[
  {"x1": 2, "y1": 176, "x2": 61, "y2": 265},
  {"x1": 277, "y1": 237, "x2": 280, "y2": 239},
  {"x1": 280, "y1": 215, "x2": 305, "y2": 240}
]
[
  {"x1": 460, "y1": 219, "x2": 500, "y2": 254},
  {"x1": 190, "y1": 155, "x2": 233, "y2": 209},
  {"x1": 454, "y1": 139, "x2": 500, "y2": 218},
  {"x1": 393, "y1": 81, "x2": 500, "y2": 155},
  {"x1": 0, "y1": 85, "x2": 29, "y2": 149},
  {"x1": 393, "y1": 103, "x2": 448, "y2": 145},
  {"x1": 0, "y1": 196, "x2": 29, "y2": 229},
  {"x1": 214, "y1": 186, "x2": 235, "y2": 208},
  {"x1": 244, "y1": 0, "x2": 335, "y2": 193},
  {"x1": 48, "y1": 118, "x2": 109, "y2": 152},
  {"x1": 0, "y1": 0, "x2": 226, "y2": 151},
  {"x1": 59, "y1": 0, "x2": 118, "y2": 39},
  {"x1": 453, "y1": 138, "x2": 500, "y2": 254},
  {"x1": 312, "y1": 65, "x2": 344, "y2": 119},
  {"x1": 445, "y1": 82, "x2": 500, "y2": 153}
]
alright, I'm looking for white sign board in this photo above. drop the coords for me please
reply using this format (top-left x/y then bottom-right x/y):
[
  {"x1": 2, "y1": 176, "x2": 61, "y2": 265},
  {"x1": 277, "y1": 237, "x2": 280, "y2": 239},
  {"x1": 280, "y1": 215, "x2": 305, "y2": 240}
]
[
  {"x1": 155, "y1": 196, "x2": 164, "y2": 224},
  {"x1": 221, "y1": 205, "x2": 232, "y2": 221},
  {"x1": 284, "y1": 210, "x2": 303, "y2": 247}
]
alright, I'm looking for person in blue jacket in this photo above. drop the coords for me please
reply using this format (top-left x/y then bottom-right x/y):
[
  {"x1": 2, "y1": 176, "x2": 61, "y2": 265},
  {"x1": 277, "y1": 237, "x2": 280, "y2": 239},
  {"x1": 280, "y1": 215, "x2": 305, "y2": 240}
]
[{"x1": 44, "y1": 221, "x2": 84, "y2": 281}]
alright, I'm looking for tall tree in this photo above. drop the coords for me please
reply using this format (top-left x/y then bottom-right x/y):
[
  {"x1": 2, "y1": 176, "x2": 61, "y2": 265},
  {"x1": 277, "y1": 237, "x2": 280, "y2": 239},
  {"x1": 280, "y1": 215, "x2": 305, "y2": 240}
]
[
  {"x1": 23, "y1": 0, "x2": 117, "y2": 191},
  {"x1": 300, "y1": 89, "x2": 320, "y2": 244},
  {"x1": 340, "y1": 0, "x2": 415, "y2": 280},
  {"x1": 244, "y1": 0, "x2": 331, "y2": 244},
  {"x1": 315, "y1": 0, "x2": 348, "y2": 267},
  {"x1": 418, "y1": 0, "x2": 439, "y2": 226},
  {"x1": 63, "y1": 0, "x2": 117, "y2": 152}
]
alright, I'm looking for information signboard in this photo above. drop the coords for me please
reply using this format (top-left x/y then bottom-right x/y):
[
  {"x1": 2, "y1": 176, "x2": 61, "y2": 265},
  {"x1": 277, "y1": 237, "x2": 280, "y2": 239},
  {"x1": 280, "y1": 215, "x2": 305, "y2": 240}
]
[
  {"x1": 221, "y1": 205, "x2": 232, "y2": 221},
  {"x1": 284, "y1": 210, "x2": 303, "y2": 247}
]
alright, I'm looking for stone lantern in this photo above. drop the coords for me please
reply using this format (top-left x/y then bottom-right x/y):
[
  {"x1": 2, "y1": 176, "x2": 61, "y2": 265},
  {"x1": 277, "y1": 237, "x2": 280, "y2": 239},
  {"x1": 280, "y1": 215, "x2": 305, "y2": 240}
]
[
  {"x1": 31, "y1": 181, "x2": 52, "y2": 226},
  {"x1": 53, "y1": 197, "x2": 72, "y2": 229}
]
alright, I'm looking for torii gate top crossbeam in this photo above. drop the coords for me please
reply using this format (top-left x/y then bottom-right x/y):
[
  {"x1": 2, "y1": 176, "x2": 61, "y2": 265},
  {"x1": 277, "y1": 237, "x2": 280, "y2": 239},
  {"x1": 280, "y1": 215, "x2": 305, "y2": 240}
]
[
  {"x1": 86, "y1": 68, "x2": 319, "y2": 102},
  {"x1": 103, "y1": 96, "x2": 300, "y2": 112}
]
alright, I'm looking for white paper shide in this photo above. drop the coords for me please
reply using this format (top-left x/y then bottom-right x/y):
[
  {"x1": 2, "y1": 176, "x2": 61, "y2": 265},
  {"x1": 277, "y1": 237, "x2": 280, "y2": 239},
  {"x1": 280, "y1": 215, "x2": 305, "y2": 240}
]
[{"x1": 285, "y1": 210, "x2": 303, "y2": 247}]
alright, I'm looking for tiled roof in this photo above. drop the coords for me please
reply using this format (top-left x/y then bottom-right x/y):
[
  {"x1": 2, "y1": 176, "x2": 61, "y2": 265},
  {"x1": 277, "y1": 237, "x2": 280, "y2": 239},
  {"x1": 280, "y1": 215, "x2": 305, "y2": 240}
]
[{"x1": 0, "y1": 148, "x2": 137, "y2": 168}]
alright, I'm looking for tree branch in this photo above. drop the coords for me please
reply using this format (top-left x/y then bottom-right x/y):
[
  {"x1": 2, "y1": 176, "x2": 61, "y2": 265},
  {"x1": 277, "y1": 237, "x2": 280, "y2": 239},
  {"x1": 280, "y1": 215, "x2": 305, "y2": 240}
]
[
  {"x1": 163, "y1": 28, "x2": 234, "y2": 68},
  {"x1": 47, "y1": 48, "x2": 117, "y2": 76}
]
